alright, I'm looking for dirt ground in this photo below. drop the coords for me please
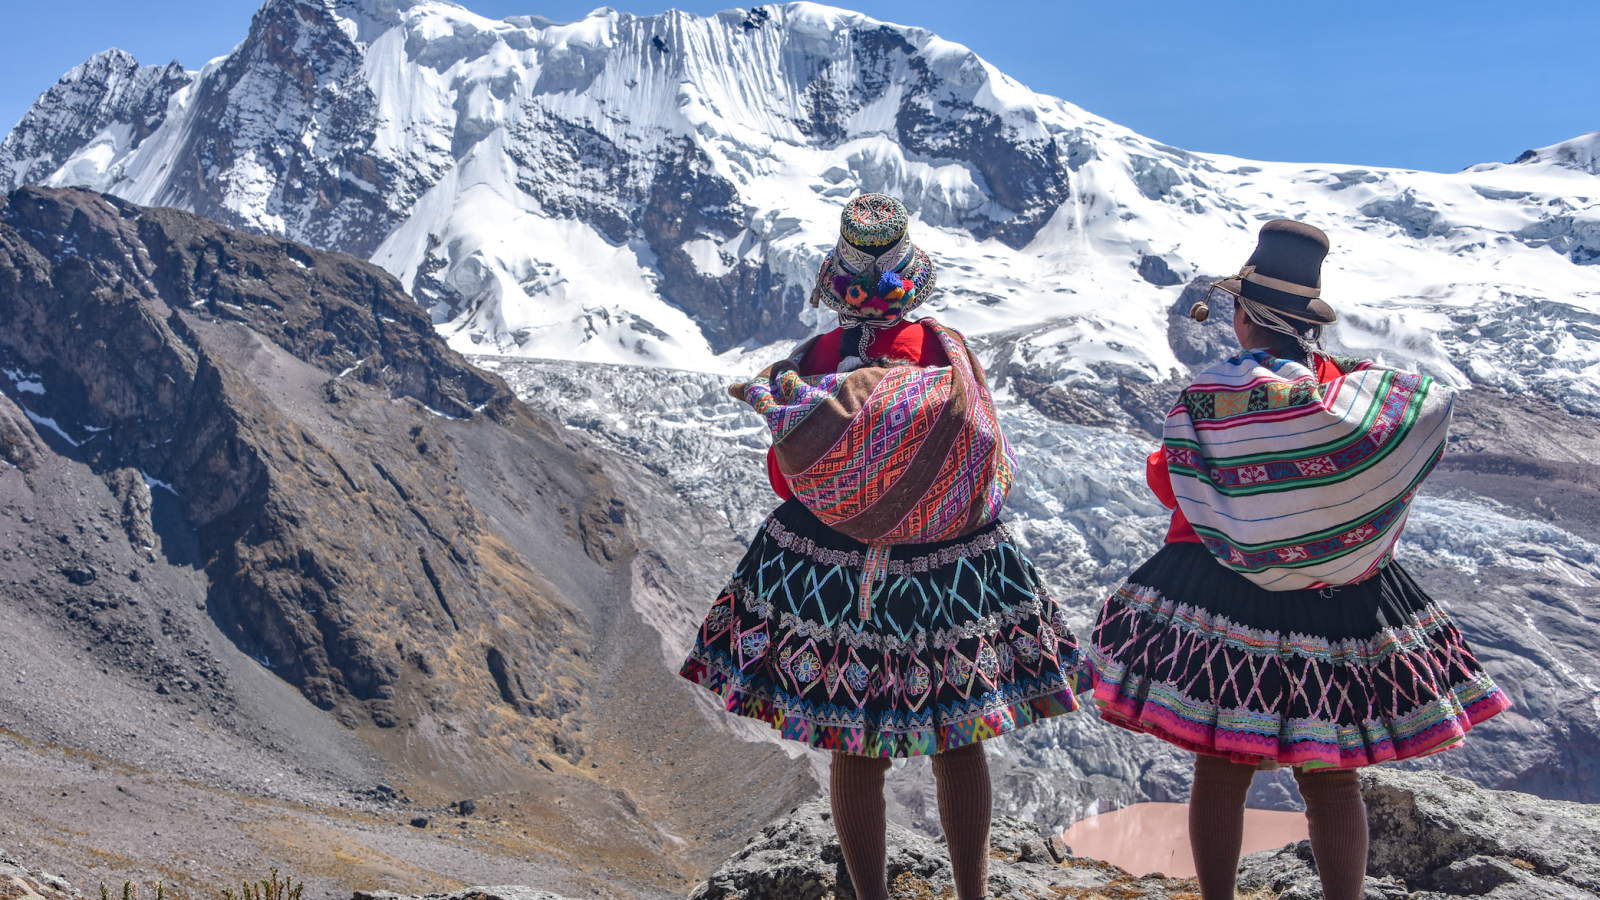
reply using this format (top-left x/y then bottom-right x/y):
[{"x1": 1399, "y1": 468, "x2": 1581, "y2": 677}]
[{"x1": 0, "y1": 721, "x2": 716, "y2": 900}]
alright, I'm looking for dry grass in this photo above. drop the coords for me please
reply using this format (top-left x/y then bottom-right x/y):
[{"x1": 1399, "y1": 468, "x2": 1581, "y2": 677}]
[
  {"x1": 220, "y1": 869, "x2": 303, "y2": 900},
  {"x1": 887, "y1": 872, "x2": 954, "y2": 899},
  {"x1": 93, "y1": 869, "x2": 306, "y2": 900},
  {"x1": 98, "y1": 881, "x2": 183, "y2": 900}
]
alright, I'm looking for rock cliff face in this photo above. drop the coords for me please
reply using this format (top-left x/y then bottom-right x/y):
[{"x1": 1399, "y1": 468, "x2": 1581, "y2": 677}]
[
  {"x1": 0, "y1": 49, "x2": 191, "y2": 191},
  {"x1": 0, "y1": 185, "x2": 579, "y2": 740},
  {"x1": 0, "y1": 186, "x2": 816, "y2": 896}
]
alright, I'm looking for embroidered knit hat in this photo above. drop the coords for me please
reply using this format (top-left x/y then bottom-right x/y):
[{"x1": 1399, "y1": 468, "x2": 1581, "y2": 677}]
[
  {"x1": 1217, "y1": 219, "x2": 1337, "y2": 324},
  {"x1": 810, "y1": 193, "x2": 937, "y2": 323}
]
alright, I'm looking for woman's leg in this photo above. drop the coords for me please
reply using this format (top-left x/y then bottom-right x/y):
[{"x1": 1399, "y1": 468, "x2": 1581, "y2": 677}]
[
  {"x1": 1293, "y1": 767, "x2": 1369, "y2": 900},
  {"x1": 1188, "y1": 753, "x2": 1256, "y2": 900},
  {"x1": 830, "y1": 751, "x2": 892, "y2": 900},
  {"x1": 931, "y1": 741, "x2": 992, "y2": 900}
]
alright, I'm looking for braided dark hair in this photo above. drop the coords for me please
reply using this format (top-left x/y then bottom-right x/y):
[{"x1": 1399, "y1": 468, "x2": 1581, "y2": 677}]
[
  {"x1": 1260, "y1": 320, "x2": 1322, "y2": 365},
  {"x1": 1235, "y1": 293, "x2": 1323, "y2": 365}
]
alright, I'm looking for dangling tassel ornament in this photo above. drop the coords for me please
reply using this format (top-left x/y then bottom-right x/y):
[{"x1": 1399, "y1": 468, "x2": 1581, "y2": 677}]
[
  {"x1": 859, "y1": 544, "x2": 891, "y2": 621},
  {"x1": 1189, "y1": 299, "x2": 1210, "y2": 322}
]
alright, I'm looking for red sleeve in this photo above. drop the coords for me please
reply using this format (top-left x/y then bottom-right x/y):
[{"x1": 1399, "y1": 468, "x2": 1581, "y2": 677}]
[
  {"x1": 1149, "y1": 446, "x2": 1203, "y2": 544},
  {"x1": 803, "y1": 321, "x2": 950, "y2": 375},
  {"x1": 1147, "y1": 447, "x2": 1178, "y2": 510},
  {"x1": 766, "y1": 446, "x2": 793, "y2": 500},
  {"x1": 1315, "y1": 355, "x2": 1345, "y2": 384}
]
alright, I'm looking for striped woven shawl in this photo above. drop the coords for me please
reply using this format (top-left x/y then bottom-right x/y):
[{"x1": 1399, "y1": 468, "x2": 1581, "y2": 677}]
[
  {"x1": 1164, "y1": 350, "x2": 1453, "y2": 590},
  {"x1": 738, "y1": 321, "x2": 1015, "y2": 546}
]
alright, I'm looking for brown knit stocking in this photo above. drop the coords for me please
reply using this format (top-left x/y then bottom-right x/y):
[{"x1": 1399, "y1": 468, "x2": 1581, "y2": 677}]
[
  {"x1": 830, "y1": 751, "x2": 892, "y2": 900},
  {"x1": 1188, "y1": 753, "x2": 1256, "y2": 900},
  {"x1": 1294, "y1": 767, "x2": 1369, "y2": 900},
  {"x1": 931, "y1": 742, "x2": 992, "y2": 900}
]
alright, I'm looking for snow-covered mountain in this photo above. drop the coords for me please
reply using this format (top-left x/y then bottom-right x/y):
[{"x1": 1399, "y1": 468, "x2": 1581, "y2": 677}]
[
  {"x1": 4, "y1": 0, "x2": 1600, "y2": 833},
  {"x1": 4, "y1": 0, "x2": 1599, "y2": 408}
]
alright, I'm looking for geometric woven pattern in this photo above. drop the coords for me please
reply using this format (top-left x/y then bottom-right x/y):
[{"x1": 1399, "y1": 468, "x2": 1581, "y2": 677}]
[
  {"x1": 1164, "y1": 350, "x2": 1454, "y2": 590},
  {"x1": 680, "y1": 501, "x2": 1087, "y2": 757},
  {"x1": 740, "y1": 321, "x2": 1015, "y2": 546},
  {"x1": 1087, "y1": 545, "x2": 1511, "y2": 769}
]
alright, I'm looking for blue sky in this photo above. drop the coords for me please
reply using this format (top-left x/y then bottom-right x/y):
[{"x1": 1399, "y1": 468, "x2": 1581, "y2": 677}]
[{"x1": 3, "y1": 0, "x2": 1595, "y2": 173}]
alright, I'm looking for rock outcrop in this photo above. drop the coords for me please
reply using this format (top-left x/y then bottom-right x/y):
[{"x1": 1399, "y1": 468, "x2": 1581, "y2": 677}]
[
  {"x1": 0, "y1": 848, "x2": 82, "y2": 900},
  {"x1": 685, "y1": 798, "x2": 1195, "y2": 900},
  {"x1": 1238, "y1": 767, "x2": 1600, "y2": 900},
  {"x1": 672, "y1": 768, "x2": 1600, "y2": 900}
]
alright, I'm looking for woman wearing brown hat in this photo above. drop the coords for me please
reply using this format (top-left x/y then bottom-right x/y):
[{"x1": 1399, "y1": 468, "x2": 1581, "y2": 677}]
[
  {"x1": 680, "y1": 194, "x2": 1087, "y2": 900},
  {"x1": 1087, "y1": 220, "x2": 1511, "y2": 900}
]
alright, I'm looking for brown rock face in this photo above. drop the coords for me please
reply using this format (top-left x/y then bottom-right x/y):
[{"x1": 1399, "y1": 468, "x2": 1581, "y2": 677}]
[
  {"x1": 0, "y1": 395, "x2": 41, "y2": 471},
  {"x1": 0, "y1": 185, "x2": 589, "y2": 751},
  {"x1": 0, "y1": 186, "x2": 819, "y2": 895}
]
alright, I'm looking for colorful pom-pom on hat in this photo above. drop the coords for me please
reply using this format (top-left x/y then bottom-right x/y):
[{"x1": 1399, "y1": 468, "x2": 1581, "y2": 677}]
[{"x1": 810, "y1": 193, "x2": 937, "y2": 322}]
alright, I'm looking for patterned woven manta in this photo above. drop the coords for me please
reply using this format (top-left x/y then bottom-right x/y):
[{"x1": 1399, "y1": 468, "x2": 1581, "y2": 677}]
[
  {"x1": 737, "y1": 320, "x2": 1016, "y2": 546},
  {"x1": 1165, "y1": 350, "x2": 1454, "y2": 591}
]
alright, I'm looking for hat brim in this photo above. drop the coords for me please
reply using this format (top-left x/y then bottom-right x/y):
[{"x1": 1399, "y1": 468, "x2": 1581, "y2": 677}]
[{"x1": 812, "y1": 243, "x2": 937, "y2": 319}]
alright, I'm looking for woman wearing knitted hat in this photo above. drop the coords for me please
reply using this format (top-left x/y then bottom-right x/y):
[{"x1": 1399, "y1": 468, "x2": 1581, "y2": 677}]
[
  {"x1": 1088, "y1": 220, "x2": 1511, "y2": 900},
  {"x1": 680, "y1": 194, "x2": 1087, "y2": 900}
]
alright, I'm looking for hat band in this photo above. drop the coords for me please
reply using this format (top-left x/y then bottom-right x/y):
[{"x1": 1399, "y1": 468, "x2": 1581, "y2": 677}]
[
  {"x1": 1239, "y1": 265, "x2": 1320, "y2": 299},
  {"x1": 835, "y1": 232, "x2": 911, "y2": 278}
]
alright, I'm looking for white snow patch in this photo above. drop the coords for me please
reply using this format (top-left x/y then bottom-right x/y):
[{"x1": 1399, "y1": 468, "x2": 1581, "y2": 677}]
[
  {"x1": 3, "y1": 366, "x2": 44, "y2": 394},
  {"x1": 23, "y1": 410, "x2": 80, "y2": 447},
  {"x1": 141, "y1": 470, "x2": 179, "y2": 496}
]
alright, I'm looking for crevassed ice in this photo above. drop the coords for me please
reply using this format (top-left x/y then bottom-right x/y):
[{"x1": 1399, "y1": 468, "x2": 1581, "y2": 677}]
[{"x1": 486, "y1": 356, "x2": 1600, "y2": 610}]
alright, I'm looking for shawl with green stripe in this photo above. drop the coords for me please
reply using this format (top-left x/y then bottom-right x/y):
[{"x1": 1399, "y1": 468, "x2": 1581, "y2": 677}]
[{"x1": 1164, "y1": 350, "x2": 1453, "y2": 590}]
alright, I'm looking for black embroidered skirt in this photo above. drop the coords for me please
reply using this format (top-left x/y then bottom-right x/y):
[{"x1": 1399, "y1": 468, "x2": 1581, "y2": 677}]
[
  {"x1": 680, "y1": 499, "x2": 1086, "y2": 757},
  {"x1": 1089, "y1": 541, "x2": 1511, "y2": 768}
]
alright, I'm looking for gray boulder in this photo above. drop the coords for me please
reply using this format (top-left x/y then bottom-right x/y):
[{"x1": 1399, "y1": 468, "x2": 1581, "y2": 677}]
[
  {"x1": 1238, "y1": 767, "x2": 1600, "y2": 900},
  {"x1": 687, "y1": 798, "x2": 1196, "y2": 899}
]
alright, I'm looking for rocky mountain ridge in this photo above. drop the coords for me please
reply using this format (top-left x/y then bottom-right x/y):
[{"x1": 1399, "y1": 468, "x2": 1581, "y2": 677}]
[{"x1": 0, "y1": 185, "x2": 816, "y2": 898}]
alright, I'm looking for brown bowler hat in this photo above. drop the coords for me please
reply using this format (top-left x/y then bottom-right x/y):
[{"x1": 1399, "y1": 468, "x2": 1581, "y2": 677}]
[{"x1": 1233, "y1": 219, "x2": 1337, "y2": 324}]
